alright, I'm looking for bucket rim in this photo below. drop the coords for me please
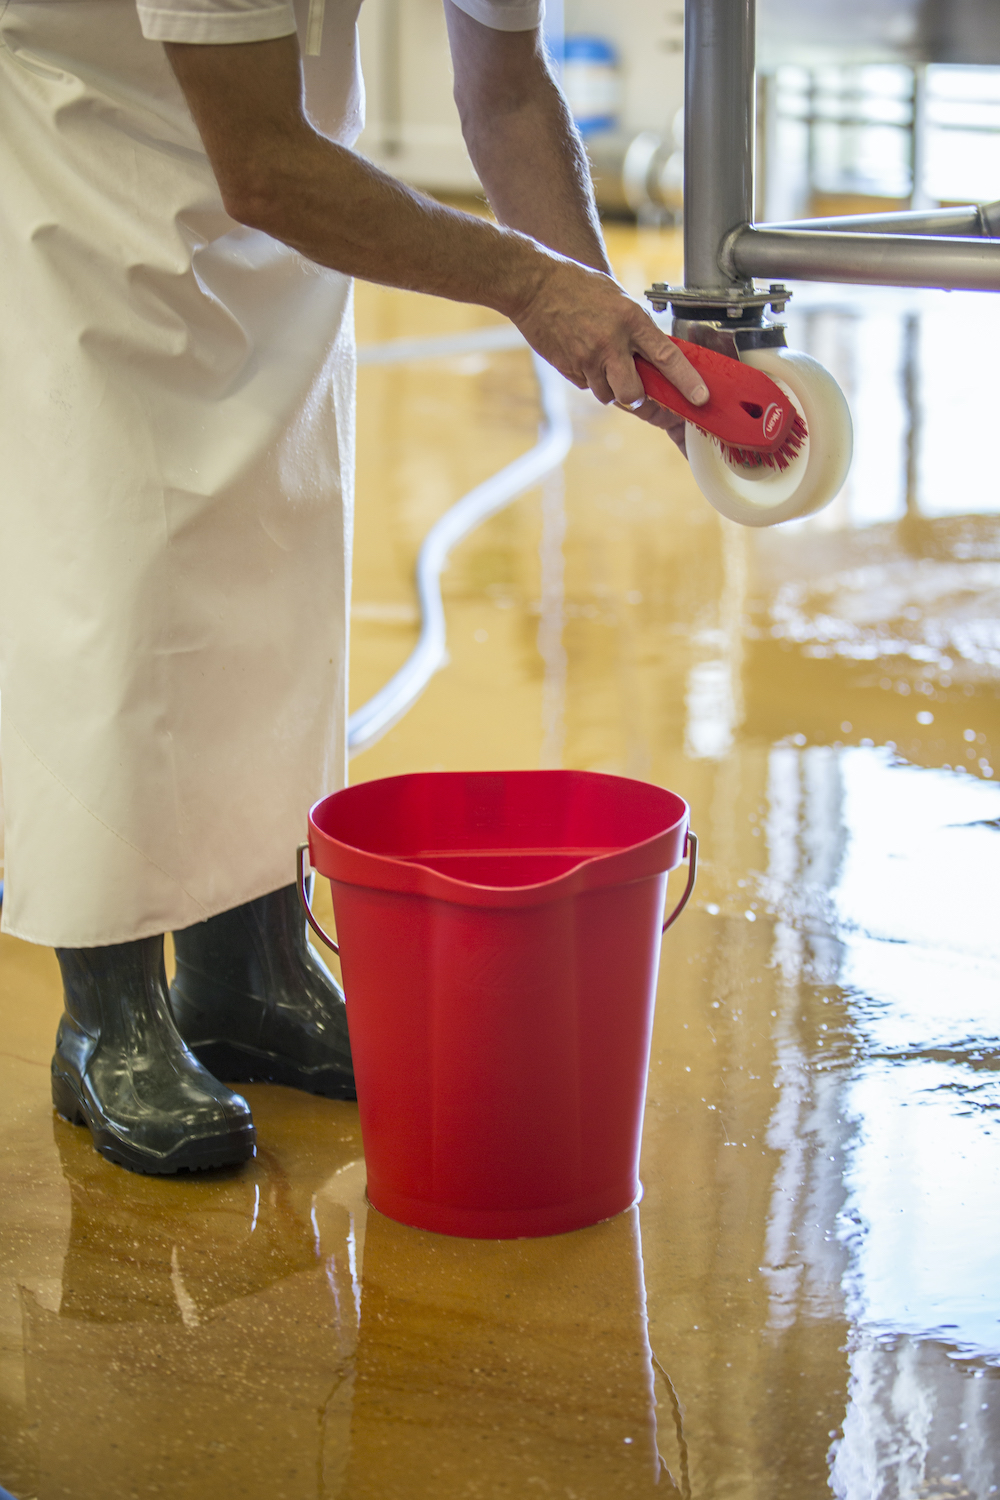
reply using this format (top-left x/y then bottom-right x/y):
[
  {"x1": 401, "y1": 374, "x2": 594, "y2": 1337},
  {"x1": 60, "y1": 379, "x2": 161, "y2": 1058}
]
[{"x1": 308, "y1": 768, "x2": 689, "y2": 908}]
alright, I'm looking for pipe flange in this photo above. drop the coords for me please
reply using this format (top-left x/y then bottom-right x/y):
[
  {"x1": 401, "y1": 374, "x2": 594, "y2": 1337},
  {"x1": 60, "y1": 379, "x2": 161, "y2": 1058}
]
[{"x1": 645, "y1": 282, "x2": 792, "y2": 318}]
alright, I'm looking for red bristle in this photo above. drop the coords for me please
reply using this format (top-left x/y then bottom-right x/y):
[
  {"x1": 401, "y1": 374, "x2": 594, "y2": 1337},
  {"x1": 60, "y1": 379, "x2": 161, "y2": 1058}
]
[{"x1": 712, "y1": 412, "x2": 808, "y2": 472}]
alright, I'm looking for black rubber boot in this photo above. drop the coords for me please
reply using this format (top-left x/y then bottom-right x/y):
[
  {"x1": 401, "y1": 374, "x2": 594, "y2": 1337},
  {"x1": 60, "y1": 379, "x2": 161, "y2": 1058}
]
[
  {"x1": 170, "y1": 883, "x2": 356, "y2": 1099},
  {"x1": 51, "y1": 937, "x2": 257, "y2": 1174}
]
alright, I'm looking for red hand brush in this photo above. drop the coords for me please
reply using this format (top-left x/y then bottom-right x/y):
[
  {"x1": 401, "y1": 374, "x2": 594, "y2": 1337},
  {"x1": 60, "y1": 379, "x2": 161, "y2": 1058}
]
[{"x1": 635, "y1": 338, "x2": 807, "y2": 470}]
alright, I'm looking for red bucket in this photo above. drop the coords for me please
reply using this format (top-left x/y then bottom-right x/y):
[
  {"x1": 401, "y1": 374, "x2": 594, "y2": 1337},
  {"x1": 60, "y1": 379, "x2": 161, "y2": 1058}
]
[{"x1": 299, "y1": 769, "x2": 696, "y2": 1239}]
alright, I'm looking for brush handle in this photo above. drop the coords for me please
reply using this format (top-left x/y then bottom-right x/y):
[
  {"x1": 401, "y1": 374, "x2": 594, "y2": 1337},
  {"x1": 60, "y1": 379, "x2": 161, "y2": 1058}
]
[
  {"x1": 635, "y1": 339, "x2": 798, "y2": 454},
  {"x1": 635, "y1": 349, "x2": 720, "y2": 427}
]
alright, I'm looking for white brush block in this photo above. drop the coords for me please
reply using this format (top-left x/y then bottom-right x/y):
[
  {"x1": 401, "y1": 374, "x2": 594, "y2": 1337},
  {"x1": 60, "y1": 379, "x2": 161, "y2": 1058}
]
[{"x1": 685, "y1": 348, "x2": 854, "y2": 527}]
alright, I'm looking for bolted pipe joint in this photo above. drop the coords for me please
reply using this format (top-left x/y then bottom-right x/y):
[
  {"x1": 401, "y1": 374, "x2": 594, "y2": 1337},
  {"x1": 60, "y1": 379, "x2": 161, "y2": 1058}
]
[
  {"x1": 981, "y1": 200, "x2": 1000, "y2": 238},
  {"x1": 720, "y1": 222, "x2": 753, "y2": 284}
]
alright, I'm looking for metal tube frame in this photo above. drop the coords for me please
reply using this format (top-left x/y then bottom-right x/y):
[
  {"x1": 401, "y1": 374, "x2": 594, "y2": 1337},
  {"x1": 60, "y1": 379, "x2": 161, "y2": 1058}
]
[
  {"x1": 761, "y1": 206, "x2": 993, "y2": 238},
  {"x1": 726, "y1": 225, "x2": 1000, "y2": 293},
  {"x1": 682, "y1": 0, "x2": 756, "y2": 293},
  {"x1": 648, "y1": 0, "x2": 1000, "y2": 326}
]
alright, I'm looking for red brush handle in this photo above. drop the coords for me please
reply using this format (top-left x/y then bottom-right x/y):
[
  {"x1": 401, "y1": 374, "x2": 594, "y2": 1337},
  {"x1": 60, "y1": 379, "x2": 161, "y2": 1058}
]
[{"x1": 635, "y1": 339, "x2": 798, "y2": 455}]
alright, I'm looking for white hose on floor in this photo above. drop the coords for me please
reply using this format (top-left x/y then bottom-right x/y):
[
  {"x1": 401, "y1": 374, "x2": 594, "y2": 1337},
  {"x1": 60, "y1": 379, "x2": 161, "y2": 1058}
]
[
  {"x1": 355, "y1": 324, "x2": 526, "y2": 367},
  {"x1": 347, "y1": 335, "x2": 573, "y2": 756}
]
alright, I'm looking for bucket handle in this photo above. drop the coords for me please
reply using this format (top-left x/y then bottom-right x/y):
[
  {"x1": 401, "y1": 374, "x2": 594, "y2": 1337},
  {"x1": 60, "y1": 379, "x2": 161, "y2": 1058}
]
[
  {"x1": 298, "y1": 829, "x2": 697, "y2": 955},
  {"x1": 662, "y1": 830, "x2": 698, "y2": 935},
  {"x1": 297, "y1": 843, "x2": 339, "y2": 955}
]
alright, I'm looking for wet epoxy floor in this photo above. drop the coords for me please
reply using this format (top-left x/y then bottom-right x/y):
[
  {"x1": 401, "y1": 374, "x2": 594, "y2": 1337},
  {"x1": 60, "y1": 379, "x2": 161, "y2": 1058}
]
[{"x1": 2, "y1": 226, "x2": 1000, "y2": 1499}]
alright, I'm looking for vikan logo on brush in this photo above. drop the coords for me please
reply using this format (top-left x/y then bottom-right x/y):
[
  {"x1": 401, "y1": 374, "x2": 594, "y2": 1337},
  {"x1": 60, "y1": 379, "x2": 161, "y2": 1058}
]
[{"x1": 763, "y1": 402, "x2": 782, "y2": 440}]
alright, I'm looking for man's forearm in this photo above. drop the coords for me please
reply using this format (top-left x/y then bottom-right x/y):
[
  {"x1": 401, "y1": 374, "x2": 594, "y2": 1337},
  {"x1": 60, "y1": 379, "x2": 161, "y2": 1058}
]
[
  {"x1": 167, "y1": 36, "x2": 553, "y2": 322},
  {"x1": 444, "y1": 3, "x2": 609, "y2": 276},
  {"x1": 165, "y1": 34, "x2": 708, "y2": 420},
  {"x1": 458, "y1": 86, "x2": 608, "y2": 275}
]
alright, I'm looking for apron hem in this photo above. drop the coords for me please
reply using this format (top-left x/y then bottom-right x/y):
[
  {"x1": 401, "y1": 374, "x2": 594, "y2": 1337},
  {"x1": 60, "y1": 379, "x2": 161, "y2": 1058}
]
[{"x1": 0, "y1": 861, "x2": 317, "y2": 949}]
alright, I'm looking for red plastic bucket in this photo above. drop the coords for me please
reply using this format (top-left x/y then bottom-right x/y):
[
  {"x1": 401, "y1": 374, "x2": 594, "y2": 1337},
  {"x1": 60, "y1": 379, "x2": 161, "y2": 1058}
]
[{"x1": 299, "y1": 769, "x2": 696, "y2": 1239}]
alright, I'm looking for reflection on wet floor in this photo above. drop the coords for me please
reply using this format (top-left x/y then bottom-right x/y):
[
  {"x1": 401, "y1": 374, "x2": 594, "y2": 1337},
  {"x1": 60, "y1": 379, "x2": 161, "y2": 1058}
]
[
  {"x1": 23, "y1": 1094, "x2": 366, "y2": 1498},
  {"x1": 1, "y1": 226, "x2": 1000, "y2": 1498},
  {"x1": 343, "y1": 1205, "x2": 681, "y2": 1498}
]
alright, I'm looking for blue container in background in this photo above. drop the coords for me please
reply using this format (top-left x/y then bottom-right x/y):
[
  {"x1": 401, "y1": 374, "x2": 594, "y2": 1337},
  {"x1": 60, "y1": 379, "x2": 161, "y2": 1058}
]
[{"x1": 562, "y1": 35, "x2": 622, "y2": 137}]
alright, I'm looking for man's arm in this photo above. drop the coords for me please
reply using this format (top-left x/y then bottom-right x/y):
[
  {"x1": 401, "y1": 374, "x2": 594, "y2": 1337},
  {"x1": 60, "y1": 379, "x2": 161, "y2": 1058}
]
[
  {"x1": 444, "y1": 3, "x2": 687, "y2": 439},
  {"x1": 164, "y1": 34, "x2": 707, "y2": 418},
  {"x1": 444, "y1": 3, "x2": 608, "y2": 273}
]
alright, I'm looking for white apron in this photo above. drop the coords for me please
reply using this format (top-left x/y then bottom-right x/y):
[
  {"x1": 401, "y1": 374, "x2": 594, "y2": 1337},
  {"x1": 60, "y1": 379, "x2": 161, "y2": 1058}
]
[{"x1": 0, "y1": 0, "x2": 363, "y2": 946}]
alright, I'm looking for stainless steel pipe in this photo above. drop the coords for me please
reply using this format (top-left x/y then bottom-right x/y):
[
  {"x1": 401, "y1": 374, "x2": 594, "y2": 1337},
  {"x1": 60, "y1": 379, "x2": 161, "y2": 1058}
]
[
  {"x1": 683, "y1": 0, "x2": 756, "y2": 290},
  {"x1": 759, "y1": 205, "x2": 997, "y2": 238},
  {"x1": 678, "y1": 1, "x2": 1000, "y2": 300},
  {"x1": 728, "y1": 226, "x2": 1000, "y2": 291}
]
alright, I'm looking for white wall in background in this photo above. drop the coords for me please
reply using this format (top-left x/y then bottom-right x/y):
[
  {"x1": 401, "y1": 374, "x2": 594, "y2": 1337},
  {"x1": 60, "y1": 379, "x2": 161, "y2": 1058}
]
[
  {"x1": 354, "y1": 0, "x2": 683, "y2": 194},
  {"x1": 355, "y1": 0, "x2": 477, "y2": 193}
]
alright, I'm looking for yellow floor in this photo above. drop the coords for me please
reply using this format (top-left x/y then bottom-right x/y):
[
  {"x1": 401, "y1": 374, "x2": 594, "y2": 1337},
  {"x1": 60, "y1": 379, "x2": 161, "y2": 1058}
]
[{"x1": 2, "y1": 226, "x2": 1000, "y2": 1499}]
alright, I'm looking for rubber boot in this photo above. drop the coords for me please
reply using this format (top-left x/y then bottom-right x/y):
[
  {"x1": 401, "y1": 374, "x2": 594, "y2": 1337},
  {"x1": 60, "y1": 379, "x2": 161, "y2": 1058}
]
[
  {"x1": 51, "y1": 937, "x2": 257, "y2": 1174},
  {"x1": 169, "y1": 883, "x2": 356, "y2": 1099}
]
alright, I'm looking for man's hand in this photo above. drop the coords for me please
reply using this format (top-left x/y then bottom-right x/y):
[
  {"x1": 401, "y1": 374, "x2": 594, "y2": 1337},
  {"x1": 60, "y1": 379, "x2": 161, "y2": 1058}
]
[
  {"x1": 511, "y1": 257, "x2": 707, "y2": 429},
  {"x1": 164, "y1": 30, "x2": 707, "y2": 440}
]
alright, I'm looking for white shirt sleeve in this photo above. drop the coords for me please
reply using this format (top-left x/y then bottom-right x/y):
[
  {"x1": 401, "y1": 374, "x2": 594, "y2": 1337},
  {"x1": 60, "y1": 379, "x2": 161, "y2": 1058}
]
[
  {"x1": 136, "y1": 0, "x2": 297, "y2": 45},
  {"x1": 448, "y1": 0, "x2": 544, "y2": 32}
]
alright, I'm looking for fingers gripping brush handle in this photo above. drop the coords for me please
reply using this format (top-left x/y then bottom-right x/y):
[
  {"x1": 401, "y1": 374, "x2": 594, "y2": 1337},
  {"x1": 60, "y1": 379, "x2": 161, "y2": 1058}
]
[{"x1": 635, "y1": 340, "x2": 807, "y2": 471}]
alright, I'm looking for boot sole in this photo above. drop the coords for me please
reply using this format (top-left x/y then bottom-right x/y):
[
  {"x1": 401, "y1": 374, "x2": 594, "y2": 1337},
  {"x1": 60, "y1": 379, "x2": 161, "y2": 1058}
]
[
  {"x1": 190, "y1": 1039, "x2": 357, "y2": 1101},
  {"x1": 52, "y1": 1069, "x2": 257, "y2": 1175}
]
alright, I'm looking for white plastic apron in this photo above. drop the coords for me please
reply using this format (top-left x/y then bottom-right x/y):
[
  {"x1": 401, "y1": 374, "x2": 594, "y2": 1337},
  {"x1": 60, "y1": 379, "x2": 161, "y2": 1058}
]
[{"x1": 0, "y1": 0, "x2": 363, "y2": 946}]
